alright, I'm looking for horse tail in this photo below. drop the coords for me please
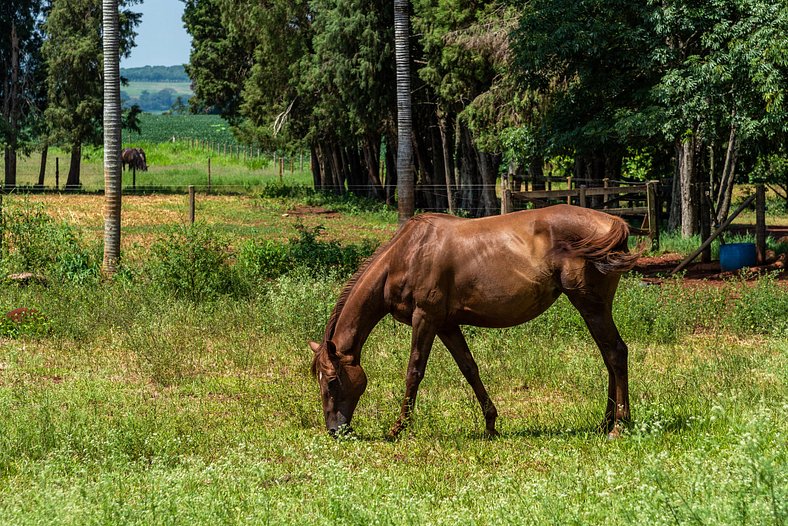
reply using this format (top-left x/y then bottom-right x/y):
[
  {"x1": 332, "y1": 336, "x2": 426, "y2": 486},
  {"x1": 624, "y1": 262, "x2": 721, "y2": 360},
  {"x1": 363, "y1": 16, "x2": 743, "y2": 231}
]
[{"x1": 560, "y1": 218, "x2": 640, "y2": 274}]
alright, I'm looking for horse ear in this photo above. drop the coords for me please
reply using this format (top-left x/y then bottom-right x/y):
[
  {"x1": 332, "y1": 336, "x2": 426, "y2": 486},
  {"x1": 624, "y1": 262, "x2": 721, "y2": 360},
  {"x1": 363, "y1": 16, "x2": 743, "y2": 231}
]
[
  {"x1": 325, "y1": 340, "x2": 338, "y2": 357},
  {"x1": 309, "y1": 341, "x2": 321, "y2": 353}
]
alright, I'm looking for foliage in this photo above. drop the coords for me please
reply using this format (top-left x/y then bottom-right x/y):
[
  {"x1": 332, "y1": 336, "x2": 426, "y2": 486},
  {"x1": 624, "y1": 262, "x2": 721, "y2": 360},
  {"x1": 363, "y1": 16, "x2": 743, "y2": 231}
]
[
  {"x1": 238, "y1": 222, "x2": 378, "y2": 282},
  {"x1": 0, "y1": 0, "x2": 47, "y2": 178},
  {"x1": 122, "y1": 88, "x2": 193, "y2": 113},
  {"x1": 145, "y1": 223, "x2": 240, "y2": 301},
  {"x1": 0, "y1": 199, "x2": 99, "y2": 282},
  {"x1": 120, "y1": 65, "x2": 190, "y2": 83},
  {"x1": 42, "y1": 0, "x2": 141, "y2": 152}
]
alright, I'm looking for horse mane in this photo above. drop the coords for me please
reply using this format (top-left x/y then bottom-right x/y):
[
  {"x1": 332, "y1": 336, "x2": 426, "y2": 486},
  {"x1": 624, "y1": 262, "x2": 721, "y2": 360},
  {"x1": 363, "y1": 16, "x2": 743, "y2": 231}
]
[
  {"x1": 312, "y1": 221, "x2": 413, "y2": 377},
  {"x1": 557, "y1": 217, "x2": 640, "y2": 274}
]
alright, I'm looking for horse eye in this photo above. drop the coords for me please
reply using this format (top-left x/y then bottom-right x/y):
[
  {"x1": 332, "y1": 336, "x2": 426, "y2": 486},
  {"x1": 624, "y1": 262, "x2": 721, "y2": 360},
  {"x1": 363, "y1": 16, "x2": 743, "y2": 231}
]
[{"x1": 327, "y1": 378, "x2": 340, "y2": 393}]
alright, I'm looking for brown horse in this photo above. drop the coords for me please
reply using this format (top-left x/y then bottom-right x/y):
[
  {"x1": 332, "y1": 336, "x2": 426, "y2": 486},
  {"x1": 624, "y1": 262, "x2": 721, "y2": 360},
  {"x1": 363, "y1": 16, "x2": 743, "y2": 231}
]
[
  {"x1": 134, "y1": 147, "x2": 148, "y2": 171},
  {"x1": 310, "y1": 204, "x2": 638, "y2": 439},
  {"x1": 121, "y1": 148, "x2": 148, "y2": 172}
]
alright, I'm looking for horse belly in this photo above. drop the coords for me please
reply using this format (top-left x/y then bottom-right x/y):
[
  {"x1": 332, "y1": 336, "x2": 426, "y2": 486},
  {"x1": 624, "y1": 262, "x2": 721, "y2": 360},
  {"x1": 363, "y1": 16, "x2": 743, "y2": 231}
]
[{"x1": 451, "y1": 277, "x2": 560, "y2": 328}]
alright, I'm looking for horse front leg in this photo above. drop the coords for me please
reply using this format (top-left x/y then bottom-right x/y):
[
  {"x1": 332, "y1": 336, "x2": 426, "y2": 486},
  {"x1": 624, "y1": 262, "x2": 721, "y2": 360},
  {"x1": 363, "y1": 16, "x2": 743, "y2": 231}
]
[
  {"x1": 438, "y1": 325, "x2": 499, "y2": 437},
  {"x1": 389, "y1": 309, "x2": 436, "y2": 439}
]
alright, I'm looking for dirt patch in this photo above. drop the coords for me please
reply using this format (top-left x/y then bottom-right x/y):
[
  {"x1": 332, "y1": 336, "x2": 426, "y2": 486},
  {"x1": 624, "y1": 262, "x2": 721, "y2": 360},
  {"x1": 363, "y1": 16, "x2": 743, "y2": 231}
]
[
  {"x1": 283, "y1": 205, "x2": 339, "y2": 218},
  {"x1": 634, "y1": 252, "x2": 787, "y2": 287}
]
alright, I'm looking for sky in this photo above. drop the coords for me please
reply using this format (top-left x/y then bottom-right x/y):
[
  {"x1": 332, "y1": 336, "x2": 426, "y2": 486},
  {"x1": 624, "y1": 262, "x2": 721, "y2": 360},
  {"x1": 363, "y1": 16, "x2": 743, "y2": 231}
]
[{"x1": 121, "y1": 0, "x2": 192, "y2": 68}]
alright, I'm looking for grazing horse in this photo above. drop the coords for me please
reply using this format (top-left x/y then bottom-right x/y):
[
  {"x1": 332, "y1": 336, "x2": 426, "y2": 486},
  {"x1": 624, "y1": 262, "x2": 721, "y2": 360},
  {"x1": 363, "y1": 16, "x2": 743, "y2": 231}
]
[
  {"x1": 310, "y1": 204, "x2": 638, "y2": 439},
  {"x1": 121, "y1": 148, "x2": 140, "y2": 171},
  {"x1": 121, "y1": 148, "x2": 148, "y2": 172},
  {"x1": 134, "y1": 147, "x2": 148, "y2": 171}
]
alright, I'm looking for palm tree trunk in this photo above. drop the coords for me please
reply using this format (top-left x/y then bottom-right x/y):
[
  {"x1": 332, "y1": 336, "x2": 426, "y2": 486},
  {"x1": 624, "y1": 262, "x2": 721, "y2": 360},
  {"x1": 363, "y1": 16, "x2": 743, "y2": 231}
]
[
  {"x1": 394, "y1": 0, "x2": 414, "y2": 224},
  {"x1": 102, "y1": 0, "x2": 122, "y2": 275}
]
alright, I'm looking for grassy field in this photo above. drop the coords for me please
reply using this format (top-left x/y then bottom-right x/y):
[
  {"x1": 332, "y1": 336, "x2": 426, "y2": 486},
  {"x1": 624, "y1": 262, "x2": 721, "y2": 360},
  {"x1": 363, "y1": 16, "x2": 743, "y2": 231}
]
[
  {"x1": 5, "y1": 141, "x2": 309, "y2": 193},
  {"x1": 0, "y1": 188, "x2": 786, "y2": 524}
]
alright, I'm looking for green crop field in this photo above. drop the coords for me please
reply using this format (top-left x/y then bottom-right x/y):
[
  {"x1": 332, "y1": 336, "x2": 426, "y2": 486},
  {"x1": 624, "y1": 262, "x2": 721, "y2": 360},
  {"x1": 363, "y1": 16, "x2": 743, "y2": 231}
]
[
  {"x1": 129, "y1": 114, "x2": 238, "y2": 145},
  {"x1": 0, "y1": 190, "x2": 785, "y2": 525}
]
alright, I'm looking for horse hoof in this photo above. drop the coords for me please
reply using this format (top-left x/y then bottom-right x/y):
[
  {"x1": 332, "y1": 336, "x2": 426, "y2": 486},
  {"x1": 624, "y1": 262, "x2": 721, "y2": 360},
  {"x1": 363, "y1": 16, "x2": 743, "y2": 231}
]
[{"x1": 484, "y1": 429, "x2": 499, "y2": 439}]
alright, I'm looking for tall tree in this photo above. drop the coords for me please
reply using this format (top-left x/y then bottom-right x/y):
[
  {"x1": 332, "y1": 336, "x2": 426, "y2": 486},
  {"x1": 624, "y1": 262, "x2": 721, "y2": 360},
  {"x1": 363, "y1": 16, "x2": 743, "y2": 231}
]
[
  {"x1": 42, "y1": 0, "x2": 139, "y2": 188},
  {"x1": 395, "y1": 0, "x2": 414, "y2": 222},
  {"x1": 103, "y1": 0, "x2": 122, "y2": 274},
  {"x1": 1, "y1": 0, "x2": 46, "y2": 187}
]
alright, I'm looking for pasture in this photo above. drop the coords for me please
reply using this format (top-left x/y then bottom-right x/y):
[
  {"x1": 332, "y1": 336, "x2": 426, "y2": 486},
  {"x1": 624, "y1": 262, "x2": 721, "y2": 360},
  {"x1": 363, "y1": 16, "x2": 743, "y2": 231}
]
[{"x1": 0, "y1": 187, "x2": 785, "y2": 525}]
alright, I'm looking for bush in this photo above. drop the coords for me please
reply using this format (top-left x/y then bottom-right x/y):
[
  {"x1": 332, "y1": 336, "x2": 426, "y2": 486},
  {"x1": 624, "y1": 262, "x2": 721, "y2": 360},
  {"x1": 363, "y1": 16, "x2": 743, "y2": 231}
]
[
  {"x1": 0, "y1": 199, "x2": 99, "y2": 282},
  {"x1": 145, "y1": 223, "x2": 241, "y2": 301},
  {"x1": 237, "y1": 223, "x2": 378, "y2": 283}
]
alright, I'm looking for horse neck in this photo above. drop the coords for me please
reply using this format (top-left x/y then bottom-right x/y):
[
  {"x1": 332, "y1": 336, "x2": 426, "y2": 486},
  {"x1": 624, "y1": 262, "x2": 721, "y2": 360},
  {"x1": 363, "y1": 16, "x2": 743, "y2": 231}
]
[{"x1": 329, "y1": 261, "x2": 388, "y2": 363}]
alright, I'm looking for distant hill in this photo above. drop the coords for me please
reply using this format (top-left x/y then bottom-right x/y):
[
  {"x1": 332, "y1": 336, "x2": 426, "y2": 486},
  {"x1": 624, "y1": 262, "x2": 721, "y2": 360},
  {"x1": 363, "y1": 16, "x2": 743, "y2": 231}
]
[{"x1": 121, "y1": 65, "x2": 189, "y2": 83}]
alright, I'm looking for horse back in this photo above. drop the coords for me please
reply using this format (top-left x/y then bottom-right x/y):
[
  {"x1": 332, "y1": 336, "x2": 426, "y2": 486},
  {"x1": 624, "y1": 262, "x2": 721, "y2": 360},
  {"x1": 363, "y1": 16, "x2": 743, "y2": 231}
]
[{"x1": 383, "y1": 206, "x2": 632, "y2": 327}]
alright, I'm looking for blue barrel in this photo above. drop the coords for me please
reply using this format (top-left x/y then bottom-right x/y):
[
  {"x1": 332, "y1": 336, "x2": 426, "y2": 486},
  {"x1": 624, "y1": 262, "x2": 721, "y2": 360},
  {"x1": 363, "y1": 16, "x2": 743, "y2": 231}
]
[{"x1": 719, "y1": 243, "x2": 757, "y2": 271}]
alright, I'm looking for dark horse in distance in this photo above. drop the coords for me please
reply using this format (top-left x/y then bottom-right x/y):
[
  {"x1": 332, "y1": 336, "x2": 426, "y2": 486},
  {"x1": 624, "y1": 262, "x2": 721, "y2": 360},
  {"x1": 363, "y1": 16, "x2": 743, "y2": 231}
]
[
  {"x1": 121, "y1": 148, "x2": 148, "y2": 172},
  {"x1": 310, "y1": 205, "x2": 639, "y2": 439}
]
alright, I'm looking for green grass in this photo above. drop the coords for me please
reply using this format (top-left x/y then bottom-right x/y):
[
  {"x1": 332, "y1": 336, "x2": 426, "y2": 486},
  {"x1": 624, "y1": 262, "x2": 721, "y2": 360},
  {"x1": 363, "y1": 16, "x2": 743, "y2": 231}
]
[
  {"x1": 5, "y1": 141, "x2": 312, "y2": 192},
  {"x1": 0, "y1": 194, "x2": 785, "y2": 524},
  {"x1": 0, "y1": 274, "x2": 785, "y2": 525}
]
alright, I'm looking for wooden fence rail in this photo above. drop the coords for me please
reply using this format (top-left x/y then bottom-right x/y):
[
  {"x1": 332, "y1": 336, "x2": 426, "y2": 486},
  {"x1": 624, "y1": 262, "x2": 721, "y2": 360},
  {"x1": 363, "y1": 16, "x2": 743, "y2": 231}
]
[{"x1": 502, "y1": 179, "x2": 660, "y2": 250}]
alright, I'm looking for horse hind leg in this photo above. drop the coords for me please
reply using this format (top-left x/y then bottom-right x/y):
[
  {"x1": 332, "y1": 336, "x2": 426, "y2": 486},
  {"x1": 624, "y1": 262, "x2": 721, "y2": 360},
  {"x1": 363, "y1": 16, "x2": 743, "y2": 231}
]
[
  {"x1": 438, "y1": 325, "x2": 498, "y2": 437},
  {"x1": 565, "y1": 291, "x2": 630, "y2": 438}
]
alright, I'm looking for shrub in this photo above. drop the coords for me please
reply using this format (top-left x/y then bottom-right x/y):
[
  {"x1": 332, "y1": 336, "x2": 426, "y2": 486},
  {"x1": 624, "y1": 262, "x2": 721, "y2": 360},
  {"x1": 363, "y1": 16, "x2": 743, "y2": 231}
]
[
  {"x1": 145, "y1": 223, "x2": 241, "y2": 301},
  {"x1": 0, "y1": 199, "x2": 99, "y2": 282},
  {"x1": 237, "y1": 223, "x2": 378, "y2": 283}
]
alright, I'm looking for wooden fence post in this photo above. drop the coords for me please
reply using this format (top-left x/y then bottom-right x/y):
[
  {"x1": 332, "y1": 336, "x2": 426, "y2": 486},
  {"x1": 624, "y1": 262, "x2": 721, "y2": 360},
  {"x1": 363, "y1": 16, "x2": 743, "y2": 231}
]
[
  {"x1": 578, "y1": 185, "x2": 587, "y2": 208},
  {"x1": 501, "y1": 174, "x2": 511, "y2": 214},
  {"x1": 189, "y1": 185, "x2": 195, "y2": 224},
  {"x1": 208, "y1": 157, "x2": 212, "y2": 193},
  {"x1": 566, "y1": 176, "x2": 572, "y2": 204},
  {"x1": 603, "y1": 178, "x2": 610, "y2": 209},
  {"x1": 55, "y1": 157, "x2": 59, "y2": 189},
  {"x1": 756, "y1": 184, "x2": 766, "y2": 263},
  {"x1": 646, "y1": 180, "x2": 660, "y2": 251}
]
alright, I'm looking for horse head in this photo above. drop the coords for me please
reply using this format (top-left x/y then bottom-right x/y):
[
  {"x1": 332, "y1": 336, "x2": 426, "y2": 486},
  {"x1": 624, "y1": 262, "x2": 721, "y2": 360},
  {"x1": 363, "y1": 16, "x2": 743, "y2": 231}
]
[{"x1": 309, "y1": 340, "x2": 367, "y2": 435}]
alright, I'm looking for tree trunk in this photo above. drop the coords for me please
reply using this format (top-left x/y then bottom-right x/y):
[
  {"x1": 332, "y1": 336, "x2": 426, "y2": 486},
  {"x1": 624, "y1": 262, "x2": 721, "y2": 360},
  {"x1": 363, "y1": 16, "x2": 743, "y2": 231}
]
[
  {"x1": 668, "y1": 143, "x2": 681, "y2": 231},
  {"x1": 714, "y1": 124, "x2": 739, "y2": 224},
  {"x1": 529, "y1": 157, "x2": 545, "y2": 191},
  {"x1": 394, "y1": 0, "x2": 414, "y2": 224},
  {"x1": 477, "y1": 150, "x2": 499, "y2": 216},
  {"x1": 384, "y1": 133, "x2": 397, "y2": 206},
  {"x1": 3, "y1": 147, "x2": 16, "y2": 188},
  {"x1": 310, "y1": 145, "x2": 321, "y2": 189},
  {"x1": 3, "y1": 23, "x2": 20, "y2": 188},
  {"x1": 102, "y1": 0, "x2": 122, "y2": 275},
  {"x1": 362, "y1": 135, "x2": 383, "y2": 200},
  {"x1": 678, "y1": 134, "x2": 700, "y2": 237},
  {"x1": 67, "y1": 144, "x2": 82, "y2": 187},
  {"x1": 37, "y1": 144, "x2": 48, "y2": 187},
  {"x1": 437, "y1": 113, "x2": 454, "y2": 214}
]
